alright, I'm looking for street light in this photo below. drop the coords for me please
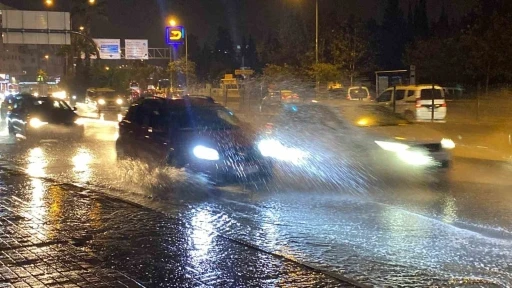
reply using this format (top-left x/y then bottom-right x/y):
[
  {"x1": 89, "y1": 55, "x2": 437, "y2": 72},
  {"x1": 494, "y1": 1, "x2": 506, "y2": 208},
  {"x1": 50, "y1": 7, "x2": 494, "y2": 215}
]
[
  {"x1": 88, "y1": 0, "x2": 96, "y2": 5},
  {"x1": 79, "y1": 26, "x2": 85, "y2": 31},
  {"x1": 44, "y1": 55, "x2": 50, "y2": 78},
  {"x1": 169, "y1": 19, "x2": 177, "y2": 27},
  {"x1": 105, "y1": 66, "x2": 110, "y2": 71},
  {"x1": 44, "y1": 0, "x2": 53, "y2": 7}
]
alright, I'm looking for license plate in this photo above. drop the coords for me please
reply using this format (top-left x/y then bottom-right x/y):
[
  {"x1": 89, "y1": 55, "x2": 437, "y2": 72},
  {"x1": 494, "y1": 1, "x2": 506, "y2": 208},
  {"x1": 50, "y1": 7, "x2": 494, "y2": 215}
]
[{"x1": 244, "y1": 166, "x2": 259, "y2": 174}]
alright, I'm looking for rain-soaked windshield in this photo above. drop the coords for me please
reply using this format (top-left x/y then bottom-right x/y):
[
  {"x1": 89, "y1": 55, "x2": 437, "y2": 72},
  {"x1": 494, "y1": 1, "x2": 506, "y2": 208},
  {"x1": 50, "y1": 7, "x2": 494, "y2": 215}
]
[
  {"x1": 172, "y1": 107, "x2": 241, "y2": 130},
  {"x1": 1, "y1": 1, "x2": 510, "y2": 287}
]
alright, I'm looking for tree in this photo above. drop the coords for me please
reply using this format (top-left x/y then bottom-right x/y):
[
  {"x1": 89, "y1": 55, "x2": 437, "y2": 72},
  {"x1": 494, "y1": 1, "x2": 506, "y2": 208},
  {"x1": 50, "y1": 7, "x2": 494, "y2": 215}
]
[
  {"x1": 322, "y1": 15, "x2": 374, "y2": 84},
  {"x1": 308, "y1": 63, "x2": 341, "y2": 83},
  {"x1": 380, "y1": 0, "x2": 407, "y2": 69},
  {"x1": 414, "y1": 0, "x2": 429, "y2": 39},
  {"x1": 460, "y1": 0, "x2": 512, "y2": 92},
  {"x1": 168, "y1": 57, "x2": 197, "y2": 87}
]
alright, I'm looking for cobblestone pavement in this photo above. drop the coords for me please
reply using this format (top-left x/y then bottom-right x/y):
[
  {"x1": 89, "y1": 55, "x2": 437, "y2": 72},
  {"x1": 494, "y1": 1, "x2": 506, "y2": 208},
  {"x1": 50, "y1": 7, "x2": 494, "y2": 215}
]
[{"x1": 0, "y1": 169, "x2": 358, "y2": 288}]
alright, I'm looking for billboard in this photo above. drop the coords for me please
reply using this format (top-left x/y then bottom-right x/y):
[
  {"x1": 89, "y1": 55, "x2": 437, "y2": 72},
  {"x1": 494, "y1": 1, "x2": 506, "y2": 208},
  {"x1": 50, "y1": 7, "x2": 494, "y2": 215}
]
[
  {"x1": 1, "y1": 10, "x2": 71, "y2": 44},
  {"x1": 93, "y1": 39, "x2": 121, "y2": 59},
  {"x1": 165, "y1": 26, "x2": 185, "y2": 45},
  {"x1": 125, "y1": 39, "x2": 148, "y2": 60}
]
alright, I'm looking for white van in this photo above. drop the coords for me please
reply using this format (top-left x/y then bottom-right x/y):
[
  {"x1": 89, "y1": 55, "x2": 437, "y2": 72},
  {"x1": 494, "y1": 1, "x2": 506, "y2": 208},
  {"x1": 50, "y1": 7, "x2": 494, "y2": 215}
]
[{"x1": 375, "y1": 85, "x2": 447, "y2": 121}]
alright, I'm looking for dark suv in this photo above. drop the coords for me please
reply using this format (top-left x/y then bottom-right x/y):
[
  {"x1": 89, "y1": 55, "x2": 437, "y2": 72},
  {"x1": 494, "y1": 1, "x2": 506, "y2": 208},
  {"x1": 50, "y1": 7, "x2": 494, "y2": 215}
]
[
  {"x1": 116, "y1": 96, "x2": 273, "y2": 185},
  {"x1": 7, "y1": 95, "x2": 84, "y2": 140}
]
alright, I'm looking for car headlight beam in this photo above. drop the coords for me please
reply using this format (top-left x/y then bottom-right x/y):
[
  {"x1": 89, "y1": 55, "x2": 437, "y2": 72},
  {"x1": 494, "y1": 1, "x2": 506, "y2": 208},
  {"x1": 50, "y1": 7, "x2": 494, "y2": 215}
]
[
  {"x1": 375, "y1": 141, "x2": 410, "y2": 152},
  {"x1": 258, "y1": 139, "x2": 308, "y2": 164},
  {"x1": 29, "y1": 118, "x2": 48, "y2": 129},
  {"x1": 193, "y1": 145, "x2": 220, "y2": 161},
  {"x1": 441, "y1": 138, "x2": 455, "y2": 149},
  {"x1": 74, "y1": 118, "x2": 85, "y2": 125}
]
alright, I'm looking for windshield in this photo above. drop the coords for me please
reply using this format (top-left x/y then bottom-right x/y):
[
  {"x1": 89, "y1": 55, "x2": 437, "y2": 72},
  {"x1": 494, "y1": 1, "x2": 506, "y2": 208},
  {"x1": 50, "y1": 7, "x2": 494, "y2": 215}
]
[
  {"x1": 33, "y1": 98, "x2": 72, "y2": 111},
  {"x1": 340, "y1": 105, "x2": 410, "y2": 127},
  {"x1": 277, "y1": 104, "x2": 343, "y2": 127},
  {"x1": 348, "y1": 88, "x2": 369, "y2": 98},
  {"x1": 420, "y1": 88, "x2": 444, "y2": 100},
  {"x1": 172, "y1": 107, "x2": 240, "y2": 130}
]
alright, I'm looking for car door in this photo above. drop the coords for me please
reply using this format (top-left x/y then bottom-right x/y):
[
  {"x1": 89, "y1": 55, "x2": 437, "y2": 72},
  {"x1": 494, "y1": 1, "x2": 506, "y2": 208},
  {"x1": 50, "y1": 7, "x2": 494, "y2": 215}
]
[
  {"x1": 376, "y1": 90, "x2": 393, "y2": 110},
  {"x1": 118, "y1": 102, "x2": 146, "y2": 158},
  {"x1": 135, "y1": 100, "x2": 170, "y2": 164},
  {"x1": 394, "y1": 89, "x2": 407, "y2": 114},
  {"x1": 9, "y1": 97, "x2": 29, "y2": 134}
]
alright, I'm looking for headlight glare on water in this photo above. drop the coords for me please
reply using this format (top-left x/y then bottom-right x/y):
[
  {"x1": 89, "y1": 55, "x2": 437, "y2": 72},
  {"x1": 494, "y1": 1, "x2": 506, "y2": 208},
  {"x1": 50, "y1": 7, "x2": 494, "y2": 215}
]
[
  {"x1": 193, "y1": 145, "x2": 220, "y2": 161},
  {"x1": 29, "y1": 118, "x2": 48, "y2": 129}
]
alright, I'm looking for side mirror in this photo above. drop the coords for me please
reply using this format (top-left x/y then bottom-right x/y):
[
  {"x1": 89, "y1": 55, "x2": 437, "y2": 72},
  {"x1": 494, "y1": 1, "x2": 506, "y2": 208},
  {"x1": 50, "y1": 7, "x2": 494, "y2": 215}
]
[{"x1": 73, "y1": 107, "x2": 77, "y2": 111}]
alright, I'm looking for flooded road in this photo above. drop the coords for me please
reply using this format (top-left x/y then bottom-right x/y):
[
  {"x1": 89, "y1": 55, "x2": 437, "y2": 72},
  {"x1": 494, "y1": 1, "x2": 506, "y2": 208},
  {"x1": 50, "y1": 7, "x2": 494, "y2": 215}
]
[{"x1": 0, "y1": 112, "x2": 511, "y2": 287}]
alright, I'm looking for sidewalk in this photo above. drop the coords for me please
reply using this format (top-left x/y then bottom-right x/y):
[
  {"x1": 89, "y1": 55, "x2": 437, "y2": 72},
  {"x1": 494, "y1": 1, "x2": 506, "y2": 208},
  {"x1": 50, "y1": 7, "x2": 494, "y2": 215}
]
[{"x1": 0, "y1": 169, "x2": 357, "y2": 288}]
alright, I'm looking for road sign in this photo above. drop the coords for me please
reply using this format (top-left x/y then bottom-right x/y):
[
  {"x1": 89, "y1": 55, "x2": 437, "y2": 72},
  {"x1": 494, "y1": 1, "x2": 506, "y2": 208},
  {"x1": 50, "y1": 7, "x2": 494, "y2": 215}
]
[
  {"x1": 93, "y1": 39, "x2": 121, "y2": 59},
  {"x1": 1, "y1": 10, "x2": 71, "y2": 44},
  {"x1": 235, "y1": 69, "x2": 254, "y2": 76},
  {"x1": 165, "y1": 26, "x2": 185, "y2": 45},
  {"x1": 125, "y1": 39, "x2": 148, "y2": 60}
]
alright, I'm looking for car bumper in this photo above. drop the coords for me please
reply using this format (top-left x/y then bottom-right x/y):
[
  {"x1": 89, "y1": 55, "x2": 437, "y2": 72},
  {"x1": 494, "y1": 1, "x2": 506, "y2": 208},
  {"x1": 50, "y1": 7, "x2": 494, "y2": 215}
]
[{"x1": 188, "y1": 159, "x2": 273, "y2": 184}]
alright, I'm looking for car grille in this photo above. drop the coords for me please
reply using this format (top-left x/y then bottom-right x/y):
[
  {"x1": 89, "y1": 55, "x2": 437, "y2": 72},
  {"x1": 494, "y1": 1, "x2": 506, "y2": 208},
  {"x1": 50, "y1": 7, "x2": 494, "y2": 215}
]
[
  {"x1": 222, "y1": 147, "x2": 260, "y2": 162},
  {"x1": 415, "y1": 143, "x2": 442, "y2": 152}
]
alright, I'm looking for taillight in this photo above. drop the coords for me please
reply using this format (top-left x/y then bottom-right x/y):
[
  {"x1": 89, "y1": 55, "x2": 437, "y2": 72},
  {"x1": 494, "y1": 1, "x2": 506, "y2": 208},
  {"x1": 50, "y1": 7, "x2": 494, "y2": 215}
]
[
  {"x1": 442, "y1": 102, "x2": 447, "y2": 107},
  {"x1": 265, "y1": 123, "x2": 274, "y2": 134},
  {"x1": 415, "y1": 100, "x2": 422, "y2": 108}
]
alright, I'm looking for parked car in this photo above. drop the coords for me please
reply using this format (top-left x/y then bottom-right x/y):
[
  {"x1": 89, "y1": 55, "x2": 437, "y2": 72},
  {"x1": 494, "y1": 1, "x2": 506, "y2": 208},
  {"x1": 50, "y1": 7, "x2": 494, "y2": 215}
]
[
  {"x1": 346, "y1": 86, "x2": 371, "y2": 101},
  {"x1": 6, "y1": 95, "x2": 84, "y2": 141},
  {"x1": 116, "y1": 96, "x2": 273, "y2": 185},
  {"x1": 260, "y1": 90, "x2": 300, "y2": 113},
  {"x1": 375, "y1": 85, "x2": 447, "y2": 121}
]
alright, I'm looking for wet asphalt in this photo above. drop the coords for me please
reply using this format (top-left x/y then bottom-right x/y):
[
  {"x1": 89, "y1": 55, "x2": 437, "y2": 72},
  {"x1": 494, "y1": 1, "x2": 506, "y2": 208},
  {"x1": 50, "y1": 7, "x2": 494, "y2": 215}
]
[{"x1": 0, "y1": 111, "x2": 511, "y2": 287}]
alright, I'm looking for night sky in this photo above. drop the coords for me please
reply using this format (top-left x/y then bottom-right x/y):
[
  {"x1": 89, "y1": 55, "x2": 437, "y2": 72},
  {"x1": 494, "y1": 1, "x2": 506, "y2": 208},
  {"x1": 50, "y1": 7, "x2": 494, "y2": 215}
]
[{"x1": 0, "y1": 0, "x2": 476, "y2": 47}]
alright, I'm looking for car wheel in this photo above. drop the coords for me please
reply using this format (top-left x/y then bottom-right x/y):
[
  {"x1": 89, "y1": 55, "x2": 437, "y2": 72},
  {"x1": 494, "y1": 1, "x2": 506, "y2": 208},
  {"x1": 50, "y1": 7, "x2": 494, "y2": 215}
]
[
  {"x1": 7, "y1": 123, "x2": 15, "y2": 136},
  {"x1": 116, "y1": 142, "x2": 128, "y2": 160},
  {"x1": 404, "y1": 110, "x2": 415, "y2": 121}
]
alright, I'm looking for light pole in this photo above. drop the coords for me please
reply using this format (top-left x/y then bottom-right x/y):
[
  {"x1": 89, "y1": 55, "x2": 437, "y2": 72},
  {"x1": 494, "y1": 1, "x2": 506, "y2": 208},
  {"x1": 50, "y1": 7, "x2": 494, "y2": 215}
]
[
  {"x1": 168, "y1": 19, "x2": 188, "y2": 92},
  {"x1": 315, "y1": 0, "x2": 318, "y2": 65},
  {"x1": 169, "y1": 19, "x2": 176, "y2": 94},
  {"x1": 44, "y1": 55, "x2": 50, "y2": 76}
]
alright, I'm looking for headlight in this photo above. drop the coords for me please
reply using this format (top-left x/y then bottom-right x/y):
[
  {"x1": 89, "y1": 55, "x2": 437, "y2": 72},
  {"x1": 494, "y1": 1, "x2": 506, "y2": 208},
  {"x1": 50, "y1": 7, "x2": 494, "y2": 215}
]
[
  {"x1": 52, "y1": 91, "x2": 67, "y2": 99},
  {"x1": 193, "y1": 145, "x2": 220, "y2": 161},
  {"x1": 74, "y1": 118, "x2": 85, "y2": 125},
  {"x1": 396, "y1": 149, "x2": 433, "y2": 166},
  {"x1": 33, "y1": 92, "x2": 39, "y2": 97},
  {"x1": 72, "y1": 95, "x2": 77, "y2": 100},
  {"x1": 375, "y1": 141, "x2": 410, "y2": 152},
  {"x1": 441, "y1": 138, "x2": 455, "y2": 150},
  {"x1": 257, "y1": 139, "x2": 308, "y2": 164},
  {"x1": 29, "y1": 118, "x2": 48, "y2": 129},
  {"x1": 376, "y1": 141, "x2": 433, "y2": 166},
  {"x1": 97, "y1": 99, "x2": 106, "y2": 105},
  {"x1": 116, "y1": 99, "x2": 123, "y2": 105}
]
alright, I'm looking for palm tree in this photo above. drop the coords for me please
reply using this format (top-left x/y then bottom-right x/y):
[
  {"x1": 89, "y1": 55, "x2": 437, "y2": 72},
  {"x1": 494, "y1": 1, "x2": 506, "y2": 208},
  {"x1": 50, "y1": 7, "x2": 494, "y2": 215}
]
[{"x1": 67, "y1": 0, "x2": 108, "y2": 87}]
